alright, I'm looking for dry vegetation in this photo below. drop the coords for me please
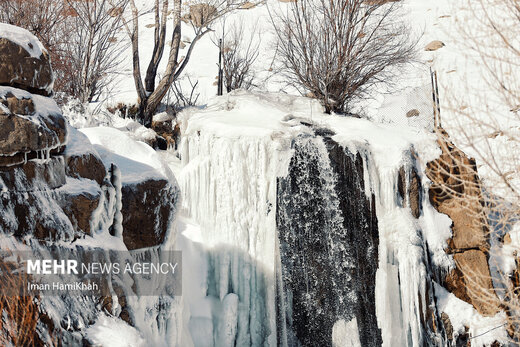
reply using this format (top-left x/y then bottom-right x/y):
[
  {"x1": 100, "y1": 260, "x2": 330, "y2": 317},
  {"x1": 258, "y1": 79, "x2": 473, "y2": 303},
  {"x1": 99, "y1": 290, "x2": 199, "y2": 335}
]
[
  {"x1": 0, "y1": 259, "x2": 41, "y2": 346},
  {"x1": 271, "y1": 0, "x2": 417, "y2": 114}
]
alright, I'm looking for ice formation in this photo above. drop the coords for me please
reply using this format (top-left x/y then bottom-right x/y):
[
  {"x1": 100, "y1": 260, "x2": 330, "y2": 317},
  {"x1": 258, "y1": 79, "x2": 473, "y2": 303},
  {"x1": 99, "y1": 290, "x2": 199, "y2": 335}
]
[{"x1": 175, "y1": 91, "x2": 509, "y2": 346}]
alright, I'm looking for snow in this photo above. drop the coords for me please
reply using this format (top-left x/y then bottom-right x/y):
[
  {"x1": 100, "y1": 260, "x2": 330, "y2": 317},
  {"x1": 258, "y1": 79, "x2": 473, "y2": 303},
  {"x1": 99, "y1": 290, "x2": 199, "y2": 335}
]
[
  {"x1": 86, "y1": 313, "x2": 146, "y2": 347},
  {"x1": 0, "y1": 86, "x2": 61, "y2": 116},
  {"x1": 0, "y1": 23, "x2": 47, "y2": 59},
  {"x1": 64, "y1": 125, "x2": 99, "y2": 157},
  {"x1": 80, "y1": 127, "x2": 174, "y2": 184},
  {"x1": 435, "y1": 283, "x2": 508, "y2": 345},
  {"x1": 332, "y1": 318, "x2": 362, "y2": 347}
]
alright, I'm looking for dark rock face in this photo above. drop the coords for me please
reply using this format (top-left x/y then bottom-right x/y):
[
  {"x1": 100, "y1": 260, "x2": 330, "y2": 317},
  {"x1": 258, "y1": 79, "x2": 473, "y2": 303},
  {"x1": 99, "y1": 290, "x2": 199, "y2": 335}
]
[
  {"x1": 56, "y1": 185, "x2": 102, "y2": 236},
  {"x1": 397, "y1": 165, "x2": 422, "y2": 218},
  {"x1": 276, "y1": 133, "x2": 381, "y2": 346},
  {"x1": 120, "y1": 178, "x2": 177, "y2": 250},
  {"x1": 65, "y1": 152, "x2": 107, "y2": 186}
]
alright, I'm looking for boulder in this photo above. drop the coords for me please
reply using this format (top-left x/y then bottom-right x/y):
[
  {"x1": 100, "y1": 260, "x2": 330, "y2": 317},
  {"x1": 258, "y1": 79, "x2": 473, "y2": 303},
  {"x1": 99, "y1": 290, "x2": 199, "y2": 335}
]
[
  {"x1": 56, "y1": 181, "x2": 103, "y2": 236},
  {"x1": 0, "y1": 88, "x2": 67, "y2": 161},
  {"x1": 425, "y1": 40, "x2": 445, "y2": 51},
  {"x1": 406, "y1": 109, "x2": 420, "y2": 118},
  {"x1": 0, "y1": 23, "x2": 54, "y2": 96},
  {"x1": 65, "y1": 153, "x2": 107, "y2": 186},
  {"x1": 120, "y1": 178, "x2": 177, "y2": 250}
]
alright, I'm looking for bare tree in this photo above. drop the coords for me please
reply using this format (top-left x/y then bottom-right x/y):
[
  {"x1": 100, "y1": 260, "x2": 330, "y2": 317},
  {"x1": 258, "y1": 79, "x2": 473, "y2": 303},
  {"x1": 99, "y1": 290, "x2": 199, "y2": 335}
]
[
  {"x1": 435, "y1": 0, "x2": 520, "y2": 342},
  {"x1": 271, "y1": 0, "x2": 417, "y2": 114},
  {"x1": 214, "y1": 18, "x2": 260, "y2": 92},
  {"x1": 65, "y1": 0, "x2": 129, "y2": 103},
  {"x1": 124, "y1": 0, "x2": 246, "y2": 127}
]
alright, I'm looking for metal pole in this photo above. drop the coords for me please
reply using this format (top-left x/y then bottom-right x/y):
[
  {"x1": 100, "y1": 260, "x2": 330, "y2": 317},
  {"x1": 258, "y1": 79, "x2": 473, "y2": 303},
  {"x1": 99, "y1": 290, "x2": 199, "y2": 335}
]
[
  {"x1": 430, "y1": 67, "x2": 438, "y2": 129},
  {"x1": 218, "y1": 38, "x2": 223, "y2": 96},
  {"x1": 434, "y1": 71, "x2": 441, "y2": 127}
]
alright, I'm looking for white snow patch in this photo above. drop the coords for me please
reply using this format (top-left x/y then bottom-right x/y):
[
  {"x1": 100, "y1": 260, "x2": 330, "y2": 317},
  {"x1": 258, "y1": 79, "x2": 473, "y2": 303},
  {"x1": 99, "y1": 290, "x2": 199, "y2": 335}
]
[
  {"x1": 86, "y1": 313, "x2": 146, "y2": 347},
  {"x1": 80, "y1": 127, "x2": 174, "y2": 184},
  {"x1": 0, "y1": 23, "x2": 47, "y2": 58},
  {"x1": 435, "y1": 283, "x2": 508, "y2": 346},
  {"x1": 332, "y1": 318, "x2": 362, "y2": 347}
]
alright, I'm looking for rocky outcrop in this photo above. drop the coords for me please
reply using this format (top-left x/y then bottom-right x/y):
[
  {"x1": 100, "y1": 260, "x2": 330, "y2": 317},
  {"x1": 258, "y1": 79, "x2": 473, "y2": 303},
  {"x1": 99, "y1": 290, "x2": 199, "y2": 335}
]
[
  {"x1": 0, "y1": 24, "x2": 179, "y2": 346},
  {"x1": 0, "y1": 89, "x2": 67, "y2": 165},
  {"x1": 427, "y1": 128, "x2": 500, "y2": 316},
  {"x1": 0, "y1": 23, "x2": 54, "y2": 96},
  {"x1": 120, "y1": 178, "x2": 176, "y2": 250}
]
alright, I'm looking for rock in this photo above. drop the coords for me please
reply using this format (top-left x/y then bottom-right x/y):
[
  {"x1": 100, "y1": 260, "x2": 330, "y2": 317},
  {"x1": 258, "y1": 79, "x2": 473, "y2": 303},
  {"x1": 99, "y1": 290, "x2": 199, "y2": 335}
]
[
  {"x1": 0, "y1": 24, "x2": 54, "y2": 96},
  {"x1": 57, "y1": 184, "x2": 102, "y2": 236},
  {"x1": 0, "y1": 88, "x2": 67, "y2": 160},
  {"x1": 189, "y1": 4, "x2": 217, "y2": 27},
  {"x1": 441, "y1": 312, "x2": 453, "y2": 341},
  {"x1": 120, "y1": 178, "x2": 177, "y2": 250},
  {"x1": 427, "y1": 130, "x2": 487, "y2": 251},
  {"x1": 397, "y1": 166, "x2": 421, "y2": 218},
  {"x1": 406, "y1": 109, "x2": 420, "y2": 118},
  {"x1": 65, "y1": 152, "x2": 107, "y2": 186},
  {"x1": 452, "y1": 250, "x2": 500, "y2": 316},
  {"x1": 427, "y1": 128, "x2": 500, "y2": 316},
  {"x1": 425, "y1": 40, "x2": 445, "y2": 51},
  {"x1": 1, "y1": 92, "x2": 35, "y2": 115},
  {"x1": 409, "y1": 167, "x2": 421, "y2": 218},
  {"x1": 239, "y1": 1, "x2": 257, "y2": 9},
  {"x1": 0, "y1": 189, "x2": 75, "y2": 240},
  {"x1": 0, "y1": 156, "x2": 66, "y2": 192}
]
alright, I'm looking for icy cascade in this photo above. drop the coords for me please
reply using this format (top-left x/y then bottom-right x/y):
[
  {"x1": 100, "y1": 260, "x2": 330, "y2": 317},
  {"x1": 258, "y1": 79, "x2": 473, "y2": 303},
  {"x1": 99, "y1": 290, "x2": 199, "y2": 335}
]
[
  {"x1": 175, "y1": 91, "x2": 514, "y2": 346},
  {"x1": 276, "y1": 132, "x2": 381, "y2": 346},
  {"x1": 179, "y1": 130, "x2": 291, "y2": 346},
  {"x1": 372, "y1": 156, "x2": 447, "y2": 346}
]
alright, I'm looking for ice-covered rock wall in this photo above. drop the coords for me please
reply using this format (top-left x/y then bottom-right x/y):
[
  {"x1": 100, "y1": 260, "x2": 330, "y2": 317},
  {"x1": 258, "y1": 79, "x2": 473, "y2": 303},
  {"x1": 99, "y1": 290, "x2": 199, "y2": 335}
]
[
  {"x1": 0, "y1": 24, "x2": 181, "y2": 346},
  {"x1": 178, "y1": 91, "x2": 507, "y2": 346}
]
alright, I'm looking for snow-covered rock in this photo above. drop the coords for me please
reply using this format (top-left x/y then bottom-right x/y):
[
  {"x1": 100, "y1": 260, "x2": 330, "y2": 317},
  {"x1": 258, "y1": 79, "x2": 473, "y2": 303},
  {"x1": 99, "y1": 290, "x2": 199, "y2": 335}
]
[{"x1": 0, "y1": 23, "x2": 54, "y2": 95}]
